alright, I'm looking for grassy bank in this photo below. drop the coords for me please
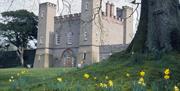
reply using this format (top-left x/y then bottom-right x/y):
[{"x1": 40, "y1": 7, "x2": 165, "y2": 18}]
[
  {"x1": 0, "y1": 68, "x2": 75, "y2": 90},
  {"x1": 0, "y1": 52, "x2": 180, "y2": 91}
]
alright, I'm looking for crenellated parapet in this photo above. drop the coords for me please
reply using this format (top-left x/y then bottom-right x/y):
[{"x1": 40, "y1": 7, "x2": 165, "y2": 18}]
[
  {"x1": 55, "y1": 13, "x2": 81, "y2": 23},
  {"x1": 101, "y1": 1, "x2": 133, "y2": 24},
  {"x1": 40, "y1": 2, "x2": 56, "y2": 8},
  {"x1": 101, "y1": 11, "x2": 124, "y2": 24}
]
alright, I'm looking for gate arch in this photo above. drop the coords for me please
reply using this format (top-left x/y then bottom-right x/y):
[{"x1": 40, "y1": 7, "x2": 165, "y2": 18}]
[{"x1": 60, "y1": 48, "x2": 76, "y2": 67}]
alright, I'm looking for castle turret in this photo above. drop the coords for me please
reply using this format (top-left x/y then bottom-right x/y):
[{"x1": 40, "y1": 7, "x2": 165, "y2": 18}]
[
  {"x1": 122, "y1": 6, "x2": 133, "y2": 44},
  {"x1": 106, "y1": 1, "x2": 111, "y2": 17},
  {"x1": 78, "y1": 0, "x2": 102, "y2": 65},
  {"x1": 34, "y1": 2, "x2": 56, "y2": 68},
  {"x1": 110, "y1": 3, "x2": 114, "y2": 17}
]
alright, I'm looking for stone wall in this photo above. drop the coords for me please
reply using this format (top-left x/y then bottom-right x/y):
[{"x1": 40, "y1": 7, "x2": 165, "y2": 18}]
[{"x1": 99, "y1": 44, "x2": 128, "y2": 60}]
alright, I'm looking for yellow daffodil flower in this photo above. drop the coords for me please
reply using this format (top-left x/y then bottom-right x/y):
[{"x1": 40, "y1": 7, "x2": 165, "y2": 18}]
[
  {"x1": 17, "y1": 73, "x2": 20, "y2": 76},
  {"x1": 126, "y1": 73, "x2": 130, "y2": 77},
  {"x1": 108, "y1": 80, "x2": 113, "y2": 87},
  {"x1": 164, "y1": 68, "x2": 170, "y2": 75},
  {"x1": 103, "y1": 83, "x2": 108, "y2": 88},
  {"x1": 140, "y1": 71, "x2": 145, "y2": 77},
  {"x1": 9, "y1": 79, "x2": 12, "y2": 82},
  {"x1": 174, "y1": 85, "x2": 179, "y2": 91},
  {"x1": 139, "y1": 77, "x2": 144, "y2": 82},
  {"x1": 84, "y1": 73, "x2": 90, "y2": 79},
  {"x1": 164, "y1": 75, "x2": 170, "y2": 80},
  {"x1": 100, "y1": 83, "x2": 103, "y2": 87},
  {"x1": 142, "y1": 82, "x2": 146, "y2": 86},
  {"x1": 21, "y1": 70, "x2": 25, "y2": 74},
  {"x1": 105, "y1": 76, "x2": 109, "y2": 79},
  {"x1": 11, "y1": 76, "x2": 14, "y2": 79},
  {"x1": 138, "y1": 77, "x2": 146, "y2": 86},
  {"x1": 57, "y1": 77, "x2": 63, "y2": 82}
]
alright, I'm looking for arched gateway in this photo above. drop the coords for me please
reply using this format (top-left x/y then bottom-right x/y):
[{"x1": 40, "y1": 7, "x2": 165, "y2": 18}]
[{"x1": 60, "y1": 48, "x2": 76, "y2": 67}]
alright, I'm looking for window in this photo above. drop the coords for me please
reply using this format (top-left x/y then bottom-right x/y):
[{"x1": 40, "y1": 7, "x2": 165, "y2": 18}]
[
  {"x1": 84, "y1": 32, "x2": 88, "y2": 41},
  {"x1": 55, "y1": 34, "x2": 60, "y2": 45},
  {"x1": 85, "y1": 2, "x2": 88, "y2": 10},
  {"x1": 38, "y1": 54, "x2": 42, "y2": 61},
  {"x1": 39, "y1": 36, "x2": 43, "y2": 44},
  {"x1": 83, "y1": 52, "x2": 87, "y2": 60},
  {"x1": 67, "y1": 32, "x2": 73, "y2": 45},
  {"x1": 40, "y1": 10, "x2": 45, "y2": 18},
  {"x1": 96, "y1": 32, "x2": 99, "y2": 41}
]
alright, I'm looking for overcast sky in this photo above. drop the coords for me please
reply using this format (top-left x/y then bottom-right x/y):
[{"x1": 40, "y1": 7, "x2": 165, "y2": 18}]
[{"x1": 0, "y1": 0, "x2": 140, "y2": 14}]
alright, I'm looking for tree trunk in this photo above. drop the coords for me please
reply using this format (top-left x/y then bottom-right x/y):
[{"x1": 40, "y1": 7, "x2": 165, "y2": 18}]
[
  {"x1": 127, "y1": 0, "x2": 180, "y2": 53},
  {"x1": 16, "y1": 47, "x2": 24, "y2": 66}
]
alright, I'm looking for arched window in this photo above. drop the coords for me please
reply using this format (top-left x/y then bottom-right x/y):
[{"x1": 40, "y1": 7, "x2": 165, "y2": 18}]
[
  {"x1": 85, "y1": 2, "x2": 89, "y2": 10},
  {"x1": 67, "y1": 32, "x2": 73, "y2": 45},
  {"x1": 83, "y1": 51, "x2": 87, "y2": 60},
  {"x1": 55, "y1": 34, "x2": 60, "y2": 45},
  {"x1": 84, "y1": 32, "x2": 88, "y2": 41},
  {"x1": 40, "y1": 10, "x2": 45, "y2": 18},
  {"x1": 39, "y1": 36, "x2": 43, "y2": 44}
]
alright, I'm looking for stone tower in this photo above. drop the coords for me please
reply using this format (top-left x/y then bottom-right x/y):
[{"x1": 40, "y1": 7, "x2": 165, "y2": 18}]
[
  {"x1": 122, "y1": 6, "x2": 133, "y2": 44},
  {"x1": 34, "y1": 2, "x2": 56, "y2": 68},
  {"x1": 78, "y1": 0, "x2": 101, "y2": 65}
]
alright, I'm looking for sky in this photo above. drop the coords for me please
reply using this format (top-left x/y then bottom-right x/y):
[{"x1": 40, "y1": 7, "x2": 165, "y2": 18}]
[{"x1": 0, "y1": 0, "x2": 140, "y2": 15}]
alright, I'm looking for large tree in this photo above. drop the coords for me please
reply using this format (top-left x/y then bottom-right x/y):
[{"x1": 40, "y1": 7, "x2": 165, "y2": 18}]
[
  {"x1": 127, "y1": 0, "x2": 180, "y2": 53},
  {"x1": 0, "y1": 10, "x2": 38, "y2": 66}
]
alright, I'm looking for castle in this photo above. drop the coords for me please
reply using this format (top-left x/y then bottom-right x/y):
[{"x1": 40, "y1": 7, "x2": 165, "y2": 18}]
[{"x1": 34, "y1": 0, "x2": 133, "y2": 68}]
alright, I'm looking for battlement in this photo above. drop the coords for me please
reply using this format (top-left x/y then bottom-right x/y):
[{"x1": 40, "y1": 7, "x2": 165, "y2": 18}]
[
  {"x1": 55, "y1": 13, "x2": 81, "y2": 23},
  {"x1": 101, "y1": 11, "x2": 124, "y2": 22},
  {"x1": 103, "y1": 1, "x2": 133, "y2": 23},
  {"x1": 122, "y1": 6, "x2": 133, "y2": 10},
  {"x1": 40, "y1": 2, "x2": 56, "y2": 8}
]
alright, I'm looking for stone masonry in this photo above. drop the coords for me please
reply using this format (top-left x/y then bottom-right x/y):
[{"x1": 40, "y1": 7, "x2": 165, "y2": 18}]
[{"x1": 34, "y1": 0, "x2": 133, "y2": 68}]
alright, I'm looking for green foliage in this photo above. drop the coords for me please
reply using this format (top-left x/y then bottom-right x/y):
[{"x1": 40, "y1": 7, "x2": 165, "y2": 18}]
[
  {"x1": 0, "y1": 10, "x2": 38, "y2": 48},
  {"x1": 132, "y1": 82, "x2": 147, "y2": 91},
  {"x1": 151, "y1": 80, "x2": 175, "y2": 91},
  {"x1": 0, "y1": 50, "x2": 35, "y2": 68}
]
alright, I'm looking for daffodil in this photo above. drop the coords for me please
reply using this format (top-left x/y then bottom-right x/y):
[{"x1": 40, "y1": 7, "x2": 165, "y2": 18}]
[
  {"x1": 140, "y1": 71, "x2": 145, "y2": 77},
  {"x1": 11, "y1": 76, "x2": 14, "y2": 79},
  {"x1": 142, "y1": 82, "x2": 146, "y2": 86},
  {"x1": 84, "y1": 73, "x2": 90, "y2": 79},
  {"x1": 105, "y1": 76, "x2": 109, "y2": 79},
  {"x1": 99, "y1": 83, "x2": 103, "y2": 87},
  {"x1": 21, "y1": 70, "x2": 25, "y2": 74},
  {"x1": 174, "y1": 85, "x2": 179, "y2": 91},
  {"x1": 9, "y1": 79, "x2": 12, "y2": 82},
  {"x1": 57, "y1": 77, "x2": 62, "y2": 82},
  {"x1": 17, "y1": 73, "x2": 20, "y2": 76},
  {"x1": 126, "y1": 73, "x2": 130, "y2": 77},
  {"x1": 138, "y1": 77, "x2": 144, "y2": 83},
  {"x1": 108, "y1": 80, "x2": 113, "y2": 87},
  {"x1": 138, "y1": 77, "x2": 146, "y2": 86},
  {"x1": 164, "y1": 75, "x2": 170, "y2": 80},
  {"x1": 94, "y1": 77, "x2": 97, "y2": 80},
  {"x1": 164, "y1": 68, "x2": 170, "y2": 75},
  {"x1": 103, "y1": 83, "x2": 108, "y2": 88}
]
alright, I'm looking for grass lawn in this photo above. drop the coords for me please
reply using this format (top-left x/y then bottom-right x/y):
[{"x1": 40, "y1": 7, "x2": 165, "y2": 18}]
[
  {"x1": 0, "y1": 52, "x2": 180, "y2": 91},
  {"x1": 0, "y1": 68, "x2": 76, "y2": 90}
]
